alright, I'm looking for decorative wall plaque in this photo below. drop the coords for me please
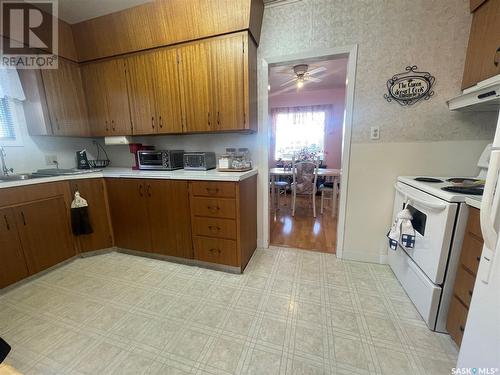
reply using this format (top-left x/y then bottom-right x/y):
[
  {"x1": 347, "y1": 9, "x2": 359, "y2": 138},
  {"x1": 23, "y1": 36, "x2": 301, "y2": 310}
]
[{"x1": 384, "y1": 66, "x2": 435, "y2": 106}]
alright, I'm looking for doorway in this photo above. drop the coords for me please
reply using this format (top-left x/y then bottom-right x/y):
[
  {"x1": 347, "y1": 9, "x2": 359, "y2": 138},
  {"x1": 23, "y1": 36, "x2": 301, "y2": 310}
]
[{"x1": 259, "y1": 46, "x2": 357, "y2": 258}]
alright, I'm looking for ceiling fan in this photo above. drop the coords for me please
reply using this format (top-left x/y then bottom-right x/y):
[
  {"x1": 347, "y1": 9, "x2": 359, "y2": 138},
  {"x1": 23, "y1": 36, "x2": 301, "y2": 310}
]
[{"x1": 279, "y1": 64, "x2": 327, "y2": 88}]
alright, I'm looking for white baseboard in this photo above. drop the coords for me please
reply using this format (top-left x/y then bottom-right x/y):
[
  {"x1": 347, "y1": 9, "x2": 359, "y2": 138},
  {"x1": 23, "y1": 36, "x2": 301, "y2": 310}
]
[{"x1": 341, "y1": 249, "x2": 386, "y2": 264}]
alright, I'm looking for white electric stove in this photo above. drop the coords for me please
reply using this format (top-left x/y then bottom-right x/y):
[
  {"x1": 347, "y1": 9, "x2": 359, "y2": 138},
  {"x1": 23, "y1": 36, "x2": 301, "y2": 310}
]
[{"x1": 388, "y1": 145, "x2": 490, "y2": 332}]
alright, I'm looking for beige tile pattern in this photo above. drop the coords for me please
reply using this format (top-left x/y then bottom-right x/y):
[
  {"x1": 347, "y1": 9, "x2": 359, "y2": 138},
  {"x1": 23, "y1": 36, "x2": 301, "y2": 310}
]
[{"x1": 0, "y1": 247, "x2": 458, "y2": 374}]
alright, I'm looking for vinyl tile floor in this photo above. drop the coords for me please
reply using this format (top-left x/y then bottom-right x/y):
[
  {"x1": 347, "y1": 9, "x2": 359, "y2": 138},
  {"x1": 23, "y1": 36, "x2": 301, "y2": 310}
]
[{"x1": 0, "y1": 248, "x2": 458, "y2": 375}]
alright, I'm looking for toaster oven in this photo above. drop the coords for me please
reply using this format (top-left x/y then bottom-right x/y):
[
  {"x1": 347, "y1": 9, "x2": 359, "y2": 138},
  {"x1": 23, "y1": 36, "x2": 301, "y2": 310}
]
[
  {"x1": 183, "y1": 152, "x2": 216, "y2": 170},
  {"x1": 137, "y1": 150, "x2": 184, "y2": 170}
]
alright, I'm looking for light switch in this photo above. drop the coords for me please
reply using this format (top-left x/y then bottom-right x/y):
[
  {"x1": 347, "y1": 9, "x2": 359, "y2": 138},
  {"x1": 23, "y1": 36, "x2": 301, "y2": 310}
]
[
  {"x1": 45, "y1": 154, "x2": 58, "y2": 166},
  {"x1": 370, "y1": 126, "x2": 380, "y2": 140}
]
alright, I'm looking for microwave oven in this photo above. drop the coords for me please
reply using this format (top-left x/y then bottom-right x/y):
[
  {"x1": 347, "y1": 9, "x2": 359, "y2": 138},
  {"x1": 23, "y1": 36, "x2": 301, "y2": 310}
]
[{"x1": 137, "y1": 150, "x2": 184, "y2": 170}]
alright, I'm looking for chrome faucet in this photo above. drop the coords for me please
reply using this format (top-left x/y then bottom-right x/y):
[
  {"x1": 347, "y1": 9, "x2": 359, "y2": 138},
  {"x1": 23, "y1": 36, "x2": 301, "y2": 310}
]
[{"x1": 0, "y1": 147, "x2": 13, "y2": 176}]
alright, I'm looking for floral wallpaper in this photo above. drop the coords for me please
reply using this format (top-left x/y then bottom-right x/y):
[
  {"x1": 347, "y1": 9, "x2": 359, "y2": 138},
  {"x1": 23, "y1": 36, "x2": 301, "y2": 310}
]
[{"x1": 258, "y1": 0, "x2": 497, "y2": 143}]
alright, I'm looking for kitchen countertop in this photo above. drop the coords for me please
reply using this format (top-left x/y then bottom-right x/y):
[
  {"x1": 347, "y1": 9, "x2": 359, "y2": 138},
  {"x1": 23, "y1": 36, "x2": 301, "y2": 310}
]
[
  {"x1": 466, "y1": 196, "x2": 482, "y2": 210},
  {"x1": 0, "y1": 167, "x2": 258, "y2": 189}
]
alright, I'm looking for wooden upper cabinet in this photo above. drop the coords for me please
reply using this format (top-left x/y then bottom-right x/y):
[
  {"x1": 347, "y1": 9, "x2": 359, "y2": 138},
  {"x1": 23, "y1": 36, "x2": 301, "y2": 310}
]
[
  {"x1": 71, "y1": 0, "x2": 264, "y2": 62},
  {"x1": 126, "y1": 53, "x2": 157, "y2": 135},
  {"x1": 462, "y1": 0, "x2": 500, "y2": 89},
  {"x1": 179, "y1": 41, "x2": 213, "y2": 132},
  {"x1": 154, "y1": 48, "x2": 184, "y2": 134},
  {"x1": 210, "y1": 34, "x2": 246, "y2": 131},
  {"x1": 81, "y1": 59, "x2": 132, "y2": 136},
  {"x1": 40, "y1": 58, "x2": 89, "y2": 136},
  {"x1": 126, "y1": 48, "x2": 183, "y2": 135}
]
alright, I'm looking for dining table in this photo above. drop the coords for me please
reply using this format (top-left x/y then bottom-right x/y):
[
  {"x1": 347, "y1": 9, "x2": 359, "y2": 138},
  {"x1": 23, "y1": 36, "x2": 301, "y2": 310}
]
[{"x1": 269, "y1": 167, "x2": 341, "y2": 216}]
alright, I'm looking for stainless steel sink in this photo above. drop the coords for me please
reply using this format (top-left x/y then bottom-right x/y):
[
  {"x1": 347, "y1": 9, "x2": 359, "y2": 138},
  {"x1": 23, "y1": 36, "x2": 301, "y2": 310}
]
[{"x1": 0, "y1": 173, "x2": 36, "y2": 181}]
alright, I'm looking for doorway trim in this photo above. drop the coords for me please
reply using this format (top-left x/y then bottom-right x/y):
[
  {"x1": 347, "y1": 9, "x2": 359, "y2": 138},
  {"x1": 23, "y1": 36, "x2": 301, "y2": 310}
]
[{"x1": 258, "y1": 44, "x2": 358, "y2": 259}]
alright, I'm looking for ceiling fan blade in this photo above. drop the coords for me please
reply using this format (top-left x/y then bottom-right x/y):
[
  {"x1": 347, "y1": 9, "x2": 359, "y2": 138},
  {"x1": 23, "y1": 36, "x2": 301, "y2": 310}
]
[
  {"x1": 307, "y1": 66, "x2": 327, "y2": 75},
  {"x1": 279, "y1": 77, "x2": 298, "y2": 87},
  {"x1": 306, "y1": 76, "x2": 322, "y2": 83}
]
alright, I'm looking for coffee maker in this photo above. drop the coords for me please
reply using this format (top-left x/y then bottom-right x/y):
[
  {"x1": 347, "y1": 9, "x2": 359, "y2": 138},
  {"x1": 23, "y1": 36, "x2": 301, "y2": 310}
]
[{"x1": 76, "y1": 150, "x2": 91, "y2": 169}]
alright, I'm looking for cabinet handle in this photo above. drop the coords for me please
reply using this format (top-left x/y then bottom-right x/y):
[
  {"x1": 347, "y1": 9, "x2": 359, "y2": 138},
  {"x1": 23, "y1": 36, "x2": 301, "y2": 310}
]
[
  {"x1": 21, "y1": 211, "x2": 26, "y2": 226},
  {"x1": 208, "y1": 225, "x2": 221, "y2": 232},
  {"x1": 468, "y1": 290, "x2": 473, "y2": 297},
  {"x1": 111, "y1": 120, "x2": 116, "y2": 131},
  {"x1": 217, "y1": 111, "x2": 220, "y2": 127},
  {"x1": 152, "y1": 116, "x2": 155, "y2": 129},
  {"x1": 476, "y1": 256, "x2": 481, "y2": 262},
  {"x1": 146, "y1": 184, "x2": 152, "y2": 197},
  {"x1": 206, "y1": 187, "x2": 219, "y2": 194},
  {"x1": 105, "y1": 120, "x2": 109, "y2": 132},
  {"x1": 208, "y1": 112, "x2": 211, "y2": 127},
  {"x1": 138, "y1": 184, "x2": 144, "y2": 197},
  {"x1": 459, "y1": 325, "x2": 465, "y2": 332},
  {"x1": 494, "y1": 46, "x2": 500, "y2": 67},
  {"x1": 208, "y1": 248, "x2": 221, "y2": 254},
  {"x1": 159, "y1": 116, "x2": 163, "y2": 129},
  {"x1": 207, "y1": 205, "x2": 220, "y2": 212},
  {"x1": 4, "y1": 215, "x2": 10, "y2": 230}
]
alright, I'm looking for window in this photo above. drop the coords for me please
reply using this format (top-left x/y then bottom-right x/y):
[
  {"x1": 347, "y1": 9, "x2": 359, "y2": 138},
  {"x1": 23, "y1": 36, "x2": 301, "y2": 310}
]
[
  {"x1": 274, "y1": 108, "x2": 326, "y2": 160},
  {"x1": 0, "y1": 98, "x2": 16, "y2": 140}
]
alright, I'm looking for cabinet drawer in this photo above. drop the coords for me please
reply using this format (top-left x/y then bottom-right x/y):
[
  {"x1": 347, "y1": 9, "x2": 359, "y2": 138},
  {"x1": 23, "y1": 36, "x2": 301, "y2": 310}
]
[
  {"x1": 191, "y1": 197, "x2": 236, "y2": 219},
  {"x1": 454, "y1": 266, "x2": 476, "y2": 308},
  {"x1": 191, "y1": 181, "x2": 236, "y2": 198},
  {"x1": 192, "y1": 217, "x2": 236, "y2": 239},
  {"x1": 193, "y1": 236, "x2": 238, "y2": 266},
  {"x1": 447, "y1": 296, "x2": 469, "y2": 347},
  {"x1": 460, "y1": 233, "x2": 483, "y2": 275}
]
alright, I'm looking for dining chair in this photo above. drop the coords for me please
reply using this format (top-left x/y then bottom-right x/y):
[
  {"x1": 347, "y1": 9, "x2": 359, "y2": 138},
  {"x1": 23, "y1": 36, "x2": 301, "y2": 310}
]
[{"x1": 291, "y1": 156, "x2": 319, "y2": 217}]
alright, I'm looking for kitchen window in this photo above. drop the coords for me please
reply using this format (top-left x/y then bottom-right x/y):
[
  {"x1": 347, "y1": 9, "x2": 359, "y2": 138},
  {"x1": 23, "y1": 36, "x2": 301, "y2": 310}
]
[
  {"x1": 0, "y1": 68, "x2": 26, "y2": 146},
  {"x1": 273, "y1": 106, "x2": 327, "y2": 161},
  {"x1": 0, "y1": 98, "x2": 16, "y2": 140}
]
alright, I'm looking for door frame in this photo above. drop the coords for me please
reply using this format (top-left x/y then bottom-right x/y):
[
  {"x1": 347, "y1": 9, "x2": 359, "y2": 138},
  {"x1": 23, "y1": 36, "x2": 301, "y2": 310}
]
[{"x1": 258, "y1": 44, "x2": 358, "y2": 259}]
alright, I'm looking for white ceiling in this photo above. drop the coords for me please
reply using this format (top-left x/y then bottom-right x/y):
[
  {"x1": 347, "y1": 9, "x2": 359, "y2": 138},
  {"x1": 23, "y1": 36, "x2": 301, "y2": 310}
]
[
  {"x1": 269, "y1": 57, "x2": 348, "y2": 94},
  {"x1": 57, "y1": 0, "x2": 153, "y2": 24}
]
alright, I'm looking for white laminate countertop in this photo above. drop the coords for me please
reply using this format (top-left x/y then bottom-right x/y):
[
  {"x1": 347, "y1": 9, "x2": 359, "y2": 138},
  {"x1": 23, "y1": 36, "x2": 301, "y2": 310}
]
[
  {"x1": 0, "y1": 167, "x2": 258, "y2": 189},
  {"x1": 465, "y1": 196, "x2": 482, "y2": 210}
]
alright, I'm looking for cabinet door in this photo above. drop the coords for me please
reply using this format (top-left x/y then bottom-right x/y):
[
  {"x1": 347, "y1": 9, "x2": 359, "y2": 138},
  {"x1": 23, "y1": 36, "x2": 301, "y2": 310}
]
[
  {"x1": 41, "y1": 58, "x2": 90, "y2": 136},
  {"x1": 106, "y1": 178, "x2": 152, "y2": 251},
  {"x1": 154, "y1": 48, "x2": 184, "y2": 134},
  {"x1": 179, "y1": 41, "x2": 213, "y2": 132},
  {"x1": 462, "y1": 0, "x2": 500, "y2": 88},
  {"x1": 101, "y1": 59, "x2": 133, "y2": 135},
  {"x1": 0, "y1": 207, "x2": 29, "y2": 288},
  {"x1": 14, "y1": 197, "x2": 75, "y2": 274},
  {"x1": 146, "y1": 180, "x2": 193, "y2": 258},
  {"x1": 69, "y1": 179, "x2": 113, "y2": 252},
  {"x1": 126, "y1": 53, "x2": 157, "y2": 135},
  {"x1": 210, "y1": 35, "x2": 245, "y2": 131},
  {"x1": 81, "y1": 63, "x2": 112, "y2": 136}
]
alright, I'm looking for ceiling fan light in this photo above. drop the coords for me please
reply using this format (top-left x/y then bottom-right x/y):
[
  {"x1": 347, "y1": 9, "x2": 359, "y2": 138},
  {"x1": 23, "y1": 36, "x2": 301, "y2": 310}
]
[{"x1": 297, "y1": 80, "x2": 304, "y2": 88}]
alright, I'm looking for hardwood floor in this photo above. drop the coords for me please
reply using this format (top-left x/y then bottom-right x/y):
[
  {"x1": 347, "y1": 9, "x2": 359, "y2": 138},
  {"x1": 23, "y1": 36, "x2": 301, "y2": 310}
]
[{"x1": 269, "y1": 193, "x2": 337, "y2": 253}]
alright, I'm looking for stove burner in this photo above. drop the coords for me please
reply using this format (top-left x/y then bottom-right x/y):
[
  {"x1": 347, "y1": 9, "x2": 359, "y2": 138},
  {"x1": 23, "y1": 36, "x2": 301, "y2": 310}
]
[
  {"x1": 442, "y1": 186, "x2": 484, "y2": 195},
  {"x1": 447, "y1": 178, "x2": 479, "y2": 184},
  {"x1": 414, "y1": 177, "x2": 443, "y2": 183}
]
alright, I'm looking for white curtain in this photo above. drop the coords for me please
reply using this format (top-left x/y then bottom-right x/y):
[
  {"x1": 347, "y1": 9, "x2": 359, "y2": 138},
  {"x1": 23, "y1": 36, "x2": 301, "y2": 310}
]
[{"x1": 0, "y1": 68, "x2": 25, "y2": 101}]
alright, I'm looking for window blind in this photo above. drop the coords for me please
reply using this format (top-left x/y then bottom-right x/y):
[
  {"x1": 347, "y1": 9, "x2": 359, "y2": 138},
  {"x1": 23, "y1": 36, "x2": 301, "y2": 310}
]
[{"x1": 0, "y1": 98, "x2": 15, "y2": 139}]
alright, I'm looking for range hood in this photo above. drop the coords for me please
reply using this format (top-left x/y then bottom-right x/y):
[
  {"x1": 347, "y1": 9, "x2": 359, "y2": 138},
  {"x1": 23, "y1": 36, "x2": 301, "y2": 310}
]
[{"x1": 448, "y1": 77, "x2": 500, "y2": 112}]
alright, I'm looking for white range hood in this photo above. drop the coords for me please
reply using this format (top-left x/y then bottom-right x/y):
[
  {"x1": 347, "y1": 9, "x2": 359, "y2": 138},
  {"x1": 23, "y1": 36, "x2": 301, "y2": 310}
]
[{"x1": 447, "y1": 75, "x2": 500, "y2": 112}]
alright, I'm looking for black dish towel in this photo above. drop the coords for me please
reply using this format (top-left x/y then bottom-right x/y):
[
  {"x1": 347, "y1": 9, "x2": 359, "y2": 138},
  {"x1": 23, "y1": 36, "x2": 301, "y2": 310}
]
[{"x1": 71, "y1": 206, "x2": 93, "y2": 235}]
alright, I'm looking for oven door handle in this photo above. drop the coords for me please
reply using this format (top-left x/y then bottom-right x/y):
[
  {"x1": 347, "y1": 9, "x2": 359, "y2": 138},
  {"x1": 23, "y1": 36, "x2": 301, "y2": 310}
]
[{"x1": 394, "y1": 184, "x2": 447, "y2": 212}]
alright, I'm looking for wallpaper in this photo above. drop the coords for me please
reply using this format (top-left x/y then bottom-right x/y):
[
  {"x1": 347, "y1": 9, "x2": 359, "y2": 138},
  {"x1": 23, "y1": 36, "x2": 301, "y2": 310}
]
[{"x1": 259, "y1": 0, "x2": 497, "y2": 143}]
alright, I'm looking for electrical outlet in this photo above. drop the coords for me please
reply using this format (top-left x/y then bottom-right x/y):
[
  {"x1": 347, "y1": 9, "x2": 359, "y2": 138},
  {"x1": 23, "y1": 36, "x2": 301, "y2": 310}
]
[
  {"x1": 370, "y1": 126, "x2": 380, "y2": 140},
  {"x1": 45, "y1": 154, "x2": 58, "y2": 166}
]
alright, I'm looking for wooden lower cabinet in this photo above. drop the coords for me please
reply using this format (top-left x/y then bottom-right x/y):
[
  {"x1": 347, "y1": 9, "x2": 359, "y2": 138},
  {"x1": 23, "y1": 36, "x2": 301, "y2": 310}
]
[
  {"x1": 106, "y1": 178, "x2": 193, "y2": 258},
  {"x1": 69, "y1": 178, "x2": 113, "y2": 252},
  {"x1": 189, "y1": 176, "x2": 257, "y2": 271},
  {"x1": 0, "y1": 207, "x2": 29, "y2": 288},
  {"x1": 447, "y1": 207, "x2": 483, "y2": 347},
  {"x1": 14, "y1": 197, "x2": 75, "y2": 275}
]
